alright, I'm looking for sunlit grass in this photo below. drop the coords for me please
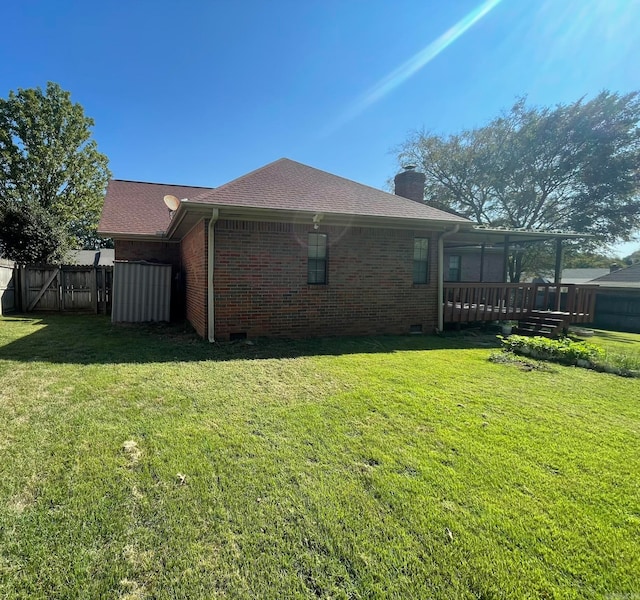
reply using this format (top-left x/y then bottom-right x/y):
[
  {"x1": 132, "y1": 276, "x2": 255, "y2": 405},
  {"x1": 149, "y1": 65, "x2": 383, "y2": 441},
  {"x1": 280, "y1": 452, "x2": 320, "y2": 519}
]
[
  {"x1": 1, "y1": 316, "x2": 639, "y2": 599},
  {"x1": 573, "y1": 328, "x2": 640, "y2": 372}
]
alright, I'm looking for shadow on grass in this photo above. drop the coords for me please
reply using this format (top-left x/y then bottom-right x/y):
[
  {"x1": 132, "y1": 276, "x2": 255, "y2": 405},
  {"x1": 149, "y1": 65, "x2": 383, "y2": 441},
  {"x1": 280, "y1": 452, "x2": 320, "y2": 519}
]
[
  {"x1": 586, "y1": 329, "x2": 640, "y2": 345},
  {"x1": 0, "y1": 314, "x2": 500, "y2": 365}
]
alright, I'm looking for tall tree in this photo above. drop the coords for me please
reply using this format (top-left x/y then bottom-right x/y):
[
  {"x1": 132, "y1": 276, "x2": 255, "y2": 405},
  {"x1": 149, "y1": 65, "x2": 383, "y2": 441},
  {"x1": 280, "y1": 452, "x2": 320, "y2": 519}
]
[
  {"x1": 0, "y1": 82, "x2": 110, "y2": 263},
  {"x1": 396, "y1": 91, "x2": 640, "y2": 281},
  {"x1": 624, "y1": 248, "x2": 640, "y2": 265}
]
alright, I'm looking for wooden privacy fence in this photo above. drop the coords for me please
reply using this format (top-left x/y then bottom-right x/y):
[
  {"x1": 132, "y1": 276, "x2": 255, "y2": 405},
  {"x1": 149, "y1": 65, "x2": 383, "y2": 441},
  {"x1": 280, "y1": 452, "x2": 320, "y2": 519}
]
[
  {"x1": 443, "y1": 283, "x2": 598, "y2": 324},
  {"x1": 15, "y1": 265, "x2": 113, "y2": 314},
  {"x1": 0, "y1": 259, "x2": 16, "y2": 315},
  {"x1": 592, "y1": 290, "x2": 640, "y2": 334}
]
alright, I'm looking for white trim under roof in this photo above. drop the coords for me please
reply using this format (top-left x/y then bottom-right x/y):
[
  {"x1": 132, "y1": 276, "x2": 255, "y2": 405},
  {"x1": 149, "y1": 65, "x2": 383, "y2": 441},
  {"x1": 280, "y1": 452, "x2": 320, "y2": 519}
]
[{"x1": 163, "y1": 202, "x2": 477, "y2": 240}]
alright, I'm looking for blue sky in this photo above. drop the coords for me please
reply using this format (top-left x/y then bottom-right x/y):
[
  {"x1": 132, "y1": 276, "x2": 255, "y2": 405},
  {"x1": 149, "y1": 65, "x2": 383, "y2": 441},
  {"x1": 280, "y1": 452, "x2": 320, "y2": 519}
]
[{"x1": 2, "y1": 0, "x2": 639, "y2": 255}]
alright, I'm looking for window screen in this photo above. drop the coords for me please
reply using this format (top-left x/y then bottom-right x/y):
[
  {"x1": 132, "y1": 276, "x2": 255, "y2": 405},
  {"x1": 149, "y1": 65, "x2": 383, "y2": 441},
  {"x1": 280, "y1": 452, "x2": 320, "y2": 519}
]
[
  {"x1": 448, "y1": 255, "x2": 461, "y2": 281},
  {"x1": 308, "y1": 233, "x2": 327, "y2": 284},
  {"x1": 413, "y1": 238, "x2": 429, "y2": 284}
]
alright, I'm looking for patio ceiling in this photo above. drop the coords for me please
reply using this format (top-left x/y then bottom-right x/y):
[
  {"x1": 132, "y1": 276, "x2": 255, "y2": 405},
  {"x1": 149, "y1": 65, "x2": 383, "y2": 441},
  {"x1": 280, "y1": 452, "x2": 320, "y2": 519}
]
[{"x1": 445, "y1": 226, "x2": 590, "y2": 247}]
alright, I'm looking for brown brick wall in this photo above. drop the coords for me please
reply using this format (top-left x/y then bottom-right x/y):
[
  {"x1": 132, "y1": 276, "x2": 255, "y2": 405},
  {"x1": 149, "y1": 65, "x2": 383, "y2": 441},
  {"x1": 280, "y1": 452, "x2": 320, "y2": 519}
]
[
  {"x1": 213, "y1": 220, "x2": 439, "y2": 340},
  {"x1": 444, "y1": 249, "x2": 504, "y2": 282},
  {"x1": 114, "y1": 240, "x2": 181, "y2": 267},
  {"x1": 180, "y1": 220, "x2": 208, "y2": 338}
]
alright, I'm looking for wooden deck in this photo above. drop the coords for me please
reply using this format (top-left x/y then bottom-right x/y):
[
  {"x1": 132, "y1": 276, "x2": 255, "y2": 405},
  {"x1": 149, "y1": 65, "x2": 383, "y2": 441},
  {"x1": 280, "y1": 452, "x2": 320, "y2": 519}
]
[{"x1": 443, "y1": 283, "x2": 598, "y2": 325}]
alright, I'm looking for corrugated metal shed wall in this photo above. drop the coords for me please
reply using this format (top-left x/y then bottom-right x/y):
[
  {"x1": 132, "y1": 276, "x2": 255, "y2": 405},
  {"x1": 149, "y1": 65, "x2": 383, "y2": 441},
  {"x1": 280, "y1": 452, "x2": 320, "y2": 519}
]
[{"x1": 112, "y1": 261, "x2": 172, "y2": 323}]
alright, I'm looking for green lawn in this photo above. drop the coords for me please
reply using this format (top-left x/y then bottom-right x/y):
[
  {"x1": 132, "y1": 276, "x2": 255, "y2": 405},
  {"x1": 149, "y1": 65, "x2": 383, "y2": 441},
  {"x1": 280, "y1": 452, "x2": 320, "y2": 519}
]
[
  {"x1": 572, "y1": 328, "x2": 640, "y2": 372},
  {"x1": 1, "y1": 316, "x2": 639, "y2": 599},
  {"x1": 585, "y1": 328, "x2": 640, "y2": 355}
]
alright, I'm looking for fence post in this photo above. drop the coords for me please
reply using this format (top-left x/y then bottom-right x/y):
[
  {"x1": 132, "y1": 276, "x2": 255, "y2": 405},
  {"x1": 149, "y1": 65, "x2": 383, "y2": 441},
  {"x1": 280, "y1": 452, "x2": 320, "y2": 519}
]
[
  {"x1": 91, "y1": 267, "x2": 98, "y2": 314},
  {"x1": 20, "y1": 265, "x2": 28, "y2": 312}
]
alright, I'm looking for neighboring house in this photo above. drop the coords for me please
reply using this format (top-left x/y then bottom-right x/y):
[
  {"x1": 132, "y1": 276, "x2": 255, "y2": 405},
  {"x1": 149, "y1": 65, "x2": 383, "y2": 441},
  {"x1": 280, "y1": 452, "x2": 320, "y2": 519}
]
[
  {"x1": 65, "y1": 248, "x2": 115, "y2": 267},
  {"x1": 524, "y1": 268, "x2": 610, "y2": 284},
  {"x1": 558, "y1": 268, "x2": 610, "y2": 285},
  {"x1": 590, "y1": 263, "x2": 640, "y2": 289},
  {"x1": 98, "y1": 159, "x2": 584, "y2": 340},
  {"x1": 588, "y1": 264, "x2": 640, "y2": 333}
]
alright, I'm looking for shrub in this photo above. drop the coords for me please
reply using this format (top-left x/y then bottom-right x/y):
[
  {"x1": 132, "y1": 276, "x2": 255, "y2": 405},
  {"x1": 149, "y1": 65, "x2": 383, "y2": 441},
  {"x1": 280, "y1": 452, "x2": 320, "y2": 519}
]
[{"x1": 498, "y1": 335, "x2": 605, "y2": 366}]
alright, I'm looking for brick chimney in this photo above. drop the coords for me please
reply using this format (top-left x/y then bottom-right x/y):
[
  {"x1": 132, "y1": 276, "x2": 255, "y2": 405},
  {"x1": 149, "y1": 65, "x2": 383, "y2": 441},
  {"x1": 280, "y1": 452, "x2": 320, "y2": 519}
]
[{"x1": 394, "y1": 165, "x2": 426, "y2": 203}]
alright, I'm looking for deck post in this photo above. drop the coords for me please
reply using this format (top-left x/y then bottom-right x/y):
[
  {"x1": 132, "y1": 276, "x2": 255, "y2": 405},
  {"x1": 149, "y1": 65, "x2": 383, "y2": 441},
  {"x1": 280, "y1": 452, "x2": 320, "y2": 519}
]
[
  {"x1": 566, "y1": 284, "x2": 576, "y2": 319},
  {"x1": 479, "y1": 243, "x2": 485, "y2": 282}
]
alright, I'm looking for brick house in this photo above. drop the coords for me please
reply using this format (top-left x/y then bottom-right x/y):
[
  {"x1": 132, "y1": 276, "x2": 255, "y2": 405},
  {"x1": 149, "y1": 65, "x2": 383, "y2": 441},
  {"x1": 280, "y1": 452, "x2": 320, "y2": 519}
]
[{"x1": 98, "y1": 158, "x2": 576, "y2": 340}]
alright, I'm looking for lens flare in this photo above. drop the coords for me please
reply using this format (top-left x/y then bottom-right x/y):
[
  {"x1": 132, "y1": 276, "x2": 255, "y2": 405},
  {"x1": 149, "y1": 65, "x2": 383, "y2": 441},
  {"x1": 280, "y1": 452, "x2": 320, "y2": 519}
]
[{"x1": 324, "y1": 0, "x2": 503, "y2": 135}]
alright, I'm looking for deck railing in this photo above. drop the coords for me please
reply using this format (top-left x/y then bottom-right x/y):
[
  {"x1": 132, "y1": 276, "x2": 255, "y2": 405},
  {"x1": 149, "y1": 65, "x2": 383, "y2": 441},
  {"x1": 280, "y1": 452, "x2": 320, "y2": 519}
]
[{"x1": 443, "y1": 283, "x2": 598, "y2": 324}]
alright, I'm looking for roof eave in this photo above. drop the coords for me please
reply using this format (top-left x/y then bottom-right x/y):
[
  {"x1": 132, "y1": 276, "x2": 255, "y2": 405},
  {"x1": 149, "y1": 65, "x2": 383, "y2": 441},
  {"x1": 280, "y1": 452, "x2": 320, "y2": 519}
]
[
  {"x1": 164, "y1": 202, "x2": 472, "y2": 239},
  {"x1": 449, "y1": 227, "x2": 593, "y2": 245},
  {"x1": 97, "y1": 231, "x2": 179, "y2": 243}
]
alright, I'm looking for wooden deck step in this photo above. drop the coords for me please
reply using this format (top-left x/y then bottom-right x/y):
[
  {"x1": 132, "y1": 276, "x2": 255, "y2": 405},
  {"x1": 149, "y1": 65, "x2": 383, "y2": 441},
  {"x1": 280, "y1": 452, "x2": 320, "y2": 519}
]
[
  {"x1": 528, "y1": 314, "x2": 565, "y2": 323},
  {"x1": 516, "y1": 314, "x2": 567, "y2": 338},
  {"x1": 516, "y1": 327, "x2": 554, "y2": 337},
  {"x1": 517, "y1": 322, "x2": 554, "y2": 332}
]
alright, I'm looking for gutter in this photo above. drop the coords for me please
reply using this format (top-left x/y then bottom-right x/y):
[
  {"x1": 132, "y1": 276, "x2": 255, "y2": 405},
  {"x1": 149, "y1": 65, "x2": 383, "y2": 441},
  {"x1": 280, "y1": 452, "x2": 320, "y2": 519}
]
[
  {"x1": 207, "y1": 208, "x2": 219, "y2": 342},
  {"x1": 164, "y1": 202, "x2": 472, "y2": 239},
  {"x1": 437, "y1": 224, "x2": 460, "y2": 332}
]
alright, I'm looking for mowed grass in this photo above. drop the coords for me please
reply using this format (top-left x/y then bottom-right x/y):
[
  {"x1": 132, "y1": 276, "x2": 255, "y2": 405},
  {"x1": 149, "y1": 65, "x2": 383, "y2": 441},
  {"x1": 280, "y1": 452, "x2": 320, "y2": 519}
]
[
  {"x1": 0, "y1": 316, "x2": 639, "y2": 599},
  {"x1": 586, "y1": 328, "x2": 640, "y2": 356},
  {"x1": 582, "y1": 329, "x2": 640, "y2": 369}
]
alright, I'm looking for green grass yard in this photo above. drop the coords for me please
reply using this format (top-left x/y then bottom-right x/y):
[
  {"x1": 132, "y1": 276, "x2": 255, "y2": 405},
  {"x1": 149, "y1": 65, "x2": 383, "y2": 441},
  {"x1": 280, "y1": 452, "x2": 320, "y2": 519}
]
[
  {"x1": 0, "y1": 316, "x2": 639, "y2": 599},
  {"x1": 585, "y1": 328, "x2": 640, "y2": 356}
]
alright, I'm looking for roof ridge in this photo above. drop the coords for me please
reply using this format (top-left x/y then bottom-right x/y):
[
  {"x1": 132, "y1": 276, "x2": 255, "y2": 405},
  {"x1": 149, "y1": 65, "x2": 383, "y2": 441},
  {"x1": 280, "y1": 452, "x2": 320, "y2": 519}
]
[
  {"x1": 189, "y1": 157, "x2": 438, "y2": 213},
  {"x1": 110, "y1": 179, "x2": 214, "y2": 189},
  {"x1": 280, "y1": 159, "x2": 451, "y2": 213},
  {"x1": 189, "y1": 158, "x2": 289, "y2": 202},
  {"x1": 283, "y1": 158, "x2": 400, "y2": 198}
]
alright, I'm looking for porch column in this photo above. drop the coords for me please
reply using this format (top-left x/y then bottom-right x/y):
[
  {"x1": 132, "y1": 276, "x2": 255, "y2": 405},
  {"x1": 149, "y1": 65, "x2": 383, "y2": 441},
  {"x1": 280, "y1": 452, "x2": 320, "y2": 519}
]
[
  {"x1": 554, "y1": 238, "x2": 563, "y2": 284},
  {"x1": 479, "y1": 243, "x2": 486, "y2": 282},
  {"x1": 502, "y1": 235, "x2": 510, "y2": 283},
  {"x1": 437, "y1": 225, "x2": 460, "y2": 332},
  {"x1": 553, "y1": 237, "x2": 564, "y2": 312}
]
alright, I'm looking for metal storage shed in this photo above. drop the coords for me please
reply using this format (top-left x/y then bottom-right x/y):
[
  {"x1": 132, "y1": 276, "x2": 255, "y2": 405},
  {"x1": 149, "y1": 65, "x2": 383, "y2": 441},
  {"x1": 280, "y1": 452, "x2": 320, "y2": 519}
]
[{"x1": 111, "y1": 261, "x2": 172, "y2": 323}]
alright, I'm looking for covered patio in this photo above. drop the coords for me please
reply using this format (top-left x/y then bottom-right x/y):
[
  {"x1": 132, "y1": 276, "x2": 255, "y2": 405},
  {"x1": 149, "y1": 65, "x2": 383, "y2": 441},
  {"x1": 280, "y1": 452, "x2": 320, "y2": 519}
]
[{"x1": 438, "y1": 226, "x2": 597, "y2": 335}]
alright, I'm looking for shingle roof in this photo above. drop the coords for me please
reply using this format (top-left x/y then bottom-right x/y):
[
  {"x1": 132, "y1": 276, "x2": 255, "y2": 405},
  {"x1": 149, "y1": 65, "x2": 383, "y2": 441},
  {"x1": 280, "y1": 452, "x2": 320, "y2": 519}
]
[
  {"x1": 98, "y1": 180, "x2": 213, "y2": 236},
  {"x1": 65, "y1": 249, "x2": 115, "y2": 266},
  {"x1": 590, "y1": 263, "x2": 640, "y2": 288},
  {"x1": 561, "y1": 268, "x2": 610, "y2": 284},
  {"x1": 190, "y1": 158, "x2": 470, "y2": 223},
  {"x1": 99, "y1": 159, "x2": 470, "y2": 238}
]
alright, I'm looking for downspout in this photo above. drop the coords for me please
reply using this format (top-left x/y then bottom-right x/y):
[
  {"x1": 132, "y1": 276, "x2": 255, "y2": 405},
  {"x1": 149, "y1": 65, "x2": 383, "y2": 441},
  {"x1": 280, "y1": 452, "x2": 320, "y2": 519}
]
[
  {"x1": 207, "y1": 208, "x2": 219, "y2": 342},
  {"x1": 437, "y1": 224, "x2": 460, "y2": 332}
]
